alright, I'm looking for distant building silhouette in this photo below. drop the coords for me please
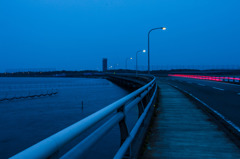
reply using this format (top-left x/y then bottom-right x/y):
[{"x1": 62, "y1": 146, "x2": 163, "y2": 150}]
[{"x1": 102, "y1": 58, "x2": 107, "y2": 72}]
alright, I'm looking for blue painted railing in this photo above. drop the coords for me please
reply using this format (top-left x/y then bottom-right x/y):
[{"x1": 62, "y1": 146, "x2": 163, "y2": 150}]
[{"x1": 11, "y1": 75, "x2": 157, "y2": 159}]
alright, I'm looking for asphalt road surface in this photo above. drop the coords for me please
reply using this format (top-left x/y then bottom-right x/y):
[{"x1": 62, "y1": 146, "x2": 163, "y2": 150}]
[{"x1": 164, "y1": 77, "x2": 240, "y2": 128}]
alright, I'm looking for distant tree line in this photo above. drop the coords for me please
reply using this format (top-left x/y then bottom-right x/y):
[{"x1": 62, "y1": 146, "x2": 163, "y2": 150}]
[{"x1": 0, "y1": 69, "x2": 239, "y2": 77}]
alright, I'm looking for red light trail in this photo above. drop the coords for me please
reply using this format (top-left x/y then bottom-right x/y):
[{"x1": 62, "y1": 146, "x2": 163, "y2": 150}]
[{"x1": 168, "y1": 74, "x2": 240, "y2": 82}]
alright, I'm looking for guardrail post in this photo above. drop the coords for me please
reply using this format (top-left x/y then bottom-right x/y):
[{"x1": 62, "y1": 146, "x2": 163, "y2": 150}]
[
  {"x1": 138, "y1": 101, "x2": 144, "y2": 118},
  {"x1": 142, "y1": 95, "x2": 148, "y2": 109},
  {"x1": 117, "y1": 106, "x2": 131, "y2": 158},
  {"x1": 48, "y1": 150, "x2": 59, "y2": 159}
]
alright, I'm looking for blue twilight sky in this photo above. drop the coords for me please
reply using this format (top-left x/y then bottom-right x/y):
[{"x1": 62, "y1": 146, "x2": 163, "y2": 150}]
[{"x1": 0, "y1": 0, "x2": 240, "y2": 72}]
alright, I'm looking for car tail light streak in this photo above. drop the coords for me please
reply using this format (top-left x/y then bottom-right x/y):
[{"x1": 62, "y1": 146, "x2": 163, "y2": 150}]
[{"x1": 168, "y1": 74, "x2": 240, "y2": 82}]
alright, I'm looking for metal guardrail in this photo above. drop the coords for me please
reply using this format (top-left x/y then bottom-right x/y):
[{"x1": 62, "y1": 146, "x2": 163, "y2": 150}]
[{"x1": 11, "y1": 75, "x2": 157, "y2": 159}]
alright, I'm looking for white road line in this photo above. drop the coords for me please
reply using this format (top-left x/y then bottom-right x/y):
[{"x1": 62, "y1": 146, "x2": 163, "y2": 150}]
[
  {"x1": 203, "y1": 80, "x2": 240, "y2": 87},
  {"x1": 197, "y1": 83, "x2": 206, "y2": 86},
  {"x1": 212, "y1": 87, "x2": 224, "y2": 91}
]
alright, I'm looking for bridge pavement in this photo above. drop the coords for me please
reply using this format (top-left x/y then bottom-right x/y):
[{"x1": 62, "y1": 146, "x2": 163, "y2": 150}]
[
  {"x1": 141, "y1": 78, "x2": 240, "y2": 158},
  {"x1": 168, "y1": 76, "x2": 240, "y2": 127}
]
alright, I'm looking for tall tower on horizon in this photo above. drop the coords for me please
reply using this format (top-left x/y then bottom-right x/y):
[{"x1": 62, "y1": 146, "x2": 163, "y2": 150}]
[{"x1": 102, "y1": 58, "x2": 107, "y2": 72}]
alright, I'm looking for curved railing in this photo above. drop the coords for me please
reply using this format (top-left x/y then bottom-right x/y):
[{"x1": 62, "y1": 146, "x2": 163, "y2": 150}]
[{"x1": 11, "y1": 75, "x2": 157, "y2": 159}]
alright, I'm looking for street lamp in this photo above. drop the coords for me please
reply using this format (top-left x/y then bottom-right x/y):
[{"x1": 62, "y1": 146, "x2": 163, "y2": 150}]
[
  {"x1": 136, "y1": 49, "x2": 146, "y2": 76},
  {"x1": 125, "y1": 57, "x2": 133, "y2": 70},
  {"x1": 148, "y1": 27, "x2": 166, "y2": 74}
]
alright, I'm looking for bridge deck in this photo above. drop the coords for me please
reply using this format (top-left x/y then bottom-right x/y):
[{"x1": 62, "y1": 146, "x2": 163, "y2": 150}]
[{"x1": 141, "y1": 79, "x2": 240, "y2": 158}]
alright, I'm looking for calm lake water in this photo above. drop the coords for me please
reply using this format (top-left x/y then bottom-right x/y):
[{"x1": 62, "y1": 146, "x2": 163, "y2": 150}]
[{"x1": 0, "y1": 77, "x2": 137, "y2": 158}]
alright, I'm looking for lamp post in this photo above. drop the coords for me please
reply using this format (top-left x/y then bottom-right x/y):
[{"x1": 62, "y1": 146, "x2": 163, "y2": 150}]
[
  {"x1": 125, "y1": 57, "x2": 133, "y2": 70},
  {"x1": 136, "y1": 49, "x2": 146, "y2": 76},
  {"x1": 148, "y1": 27, "x2": 166, "y2": 74}
]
